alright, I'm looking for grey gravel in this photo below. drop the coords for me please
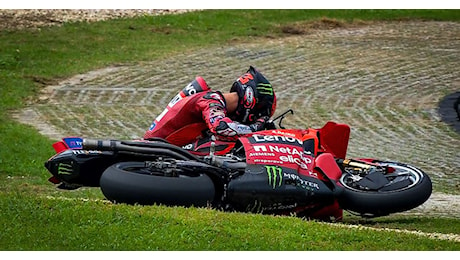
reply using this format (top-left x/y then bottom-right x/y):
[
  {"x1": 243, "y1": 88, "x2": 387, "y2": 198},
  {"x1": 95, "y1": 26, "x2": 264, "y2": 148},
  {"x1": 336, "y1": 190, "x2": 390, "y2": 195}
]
[{"x1": 0, "y1": 9, "x2": 195, "y2": 30}]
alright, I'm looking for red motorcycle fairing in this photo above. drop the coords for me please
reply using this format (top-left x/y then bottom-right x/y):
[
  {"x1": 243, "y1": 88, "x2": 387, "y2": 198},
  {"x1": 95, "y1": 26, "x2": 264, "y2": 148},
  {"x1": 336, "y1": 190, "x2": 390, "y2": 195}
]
[
  {"x1": 238, "y1": 129, "x2": 318, "y2": 177},
  {"x1": 183, "y1": 136, "x2": 235, "y2": 156},
  {"x1": 316, "y1": 121, "x2": 350, "y2": 160},
  {"x1": 314, "y1": 153, "x2": 343, "y2": 181},
  {"x1": 229, "y1": 129, "x2": 343, "y2": 220}
]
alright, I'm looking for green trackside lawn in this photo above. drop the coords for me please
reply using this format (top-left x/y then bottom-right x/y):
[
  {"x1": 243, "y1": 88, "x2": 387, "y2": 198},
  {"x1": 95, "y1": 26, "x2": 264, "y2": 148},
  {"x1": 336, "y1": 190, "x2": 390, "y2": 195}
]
[{"x1": 1, "y1": 10, "x2": 459, "y2": 251}]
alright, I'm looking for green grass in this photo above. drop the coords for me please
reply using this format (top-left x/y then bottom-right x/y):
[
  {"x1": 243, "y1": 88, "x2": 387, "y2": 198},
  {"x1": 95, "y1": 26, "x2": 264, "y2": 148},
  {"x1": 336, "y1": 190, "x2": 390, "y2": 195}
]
[
  {"x1": 1, "y1": 191, "x2": 459, "y2": 251},
  {"x1": 1, "y1": 10, "x2": 460, "y2": 251}
]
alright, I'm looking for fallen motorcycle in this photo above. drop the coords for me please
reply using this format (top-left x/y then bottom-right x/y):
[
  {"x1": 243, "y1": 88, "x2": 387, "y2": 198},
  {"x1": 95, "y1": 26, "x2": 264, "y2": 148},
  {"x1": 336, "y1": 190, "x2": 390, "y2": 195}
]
[{"x1": 44, "y1": 110, "x2": 432, "y2": 221}]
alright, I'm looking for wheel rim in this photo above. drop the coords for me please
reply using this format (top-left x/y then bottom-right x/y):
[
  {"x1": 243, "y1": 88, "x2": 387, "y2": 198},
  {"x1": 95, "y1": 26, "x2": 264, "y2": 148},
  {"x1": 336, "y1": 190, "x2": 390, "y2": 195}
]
[{"x1": 339, "y1": 162, "x2": 424, "y2": 192}]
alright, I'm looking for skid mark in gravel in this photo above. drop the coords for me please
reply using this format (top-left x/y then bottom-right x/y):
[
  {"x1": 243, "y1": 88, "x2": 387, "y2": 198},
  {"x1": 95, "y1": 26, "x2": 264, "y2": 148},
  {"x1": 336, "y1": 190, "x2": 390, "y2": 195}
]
[{"x1": 14, "y1": 21, "x2": 460, "y2": 216}]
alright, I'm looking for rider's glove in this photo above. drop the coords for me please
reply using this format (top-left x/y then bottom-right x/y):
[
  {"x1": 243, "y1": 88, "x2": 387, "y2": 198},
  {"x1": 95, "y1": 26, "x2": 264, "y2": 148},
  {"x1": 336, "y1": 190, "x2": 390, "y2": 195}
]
[
  {"x1": 249, "y1": 116, "x2": 270, "y2": 132},
  {"x1": 264, "y1": 120, "x2": 276, "y2": 130}
]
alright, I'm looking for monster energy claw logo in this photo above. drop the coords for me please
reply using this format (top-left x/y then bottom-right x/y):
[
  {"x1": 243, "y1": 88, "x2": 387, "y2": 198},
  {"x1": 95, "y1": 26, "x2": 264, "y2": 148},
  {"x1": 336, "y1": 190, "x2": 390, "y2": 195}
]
[
  {"x1": 257, "y1": 83, "x2": 273, "y2": 95},
  {"x1": 265, "y1": 165, "x2": 283, "y2": 189},
  {"x1": 58, "y1": 162, "x2": 73, "y2": 175}
]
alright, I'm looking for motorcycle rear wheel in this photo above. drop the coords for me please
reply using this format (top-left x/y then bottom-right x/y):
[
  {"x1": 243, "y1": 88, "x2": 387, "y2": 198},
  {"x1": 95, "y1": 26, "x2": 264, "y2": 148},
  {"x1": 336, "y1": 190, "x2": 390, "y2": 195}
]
[
  {"x1": 337, "y1": 160, "x2": 432, "y2": 218},
  {"x1": 99, "y1": 161, "x2": 216, "y2": 207}
]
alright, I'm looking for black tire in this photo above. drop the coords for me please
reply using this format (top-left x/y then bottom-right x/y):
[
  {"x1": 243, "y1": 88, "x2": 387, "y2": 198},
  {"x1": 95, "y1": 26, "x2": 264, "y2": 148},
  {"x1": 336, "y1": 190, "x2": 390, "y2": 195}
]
[
  {"x1": 337, "y1": 160, "x2": 432, "y2": 217},
  {"x1": 99, "y1": 161, "x2": 215, "y2": 207}
]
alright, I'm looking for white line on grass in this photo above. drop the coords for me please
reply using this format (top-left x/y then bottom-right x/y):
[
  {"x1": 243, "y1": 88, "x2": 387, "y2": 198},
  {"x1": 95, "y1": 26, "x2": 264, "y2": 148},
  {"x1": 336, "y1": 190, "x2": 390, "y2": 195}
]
[{"x1": 327, "y1": 222, "x2": 460, "y2": 243}]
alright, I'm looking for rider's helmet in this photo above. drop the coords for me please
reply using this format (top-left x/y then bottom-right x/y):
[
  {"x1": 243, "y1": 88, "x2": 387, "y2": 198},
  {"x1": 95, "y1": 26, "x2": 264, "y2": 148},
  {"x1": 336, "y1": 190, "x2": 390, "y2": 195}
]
[{"x1": 229, "y1": 66, "x2": 277, "y2": 124}]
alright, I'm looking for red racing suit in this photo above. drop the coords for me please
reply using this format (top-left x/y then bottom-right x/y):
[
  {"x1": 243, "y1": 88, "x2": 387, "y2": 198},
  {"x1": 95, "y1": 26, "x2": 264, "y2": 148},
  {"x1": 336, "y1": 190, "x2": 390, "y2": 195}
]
[{"x1": 143, "y1": 80, "x2": 254, "y2": 147}]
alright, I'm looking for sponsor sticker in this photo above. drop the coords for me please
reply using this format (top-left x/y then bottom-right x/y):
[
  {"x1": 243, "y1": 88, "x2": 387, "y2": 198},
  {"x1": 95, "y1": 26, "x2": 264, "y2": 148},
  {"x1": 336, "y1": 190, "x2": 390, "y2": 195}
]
[
  {"x1": 62, "y1": 137, "x2": 83, "y2": 149},
  {"x1": 250, "y1": 134, "x2": 303, "y2": 146},
  {"x1": 265, "y1": 165, "x2": 283, "y2": 189},
  {"x1": 265, "y1": 165, "x2": 320, "y2": 190},
  {"x1": 58, "y1": 162, "x2": 73, "y2": 176}
]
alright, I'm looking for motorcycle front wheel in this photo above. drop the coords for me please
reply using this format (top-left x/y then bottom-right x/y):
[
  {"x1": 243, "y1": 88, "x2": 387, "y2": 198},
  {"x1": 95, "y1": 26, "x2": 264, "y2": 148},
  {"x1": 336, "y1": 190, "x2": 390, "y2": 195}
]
[
  {"x1": 99, "y1": 161, "x2": 216, "y2": 207},
  {"x1": 337, "y1": 160, "x2": 432, "y2": 218}
]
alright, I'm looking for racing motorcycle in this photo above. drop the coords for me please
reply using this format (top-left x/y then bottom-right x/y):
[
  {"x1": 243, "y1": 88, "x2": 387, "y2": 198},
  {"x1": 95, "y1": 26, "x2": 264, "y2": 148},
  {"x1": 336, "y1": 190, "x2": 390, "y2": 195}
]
[{"x1": 44, "y1": 109, "x2": 432, "y2": 221}]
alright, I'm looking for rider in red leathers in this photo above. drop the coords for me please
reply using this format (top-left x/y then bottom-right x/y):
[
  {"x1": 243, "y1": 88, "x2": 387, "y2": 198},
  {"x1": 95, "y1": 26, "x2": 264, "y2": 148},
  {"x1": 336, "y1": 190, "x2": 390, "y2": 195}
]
[{"x1": 143, "y1": 66, "x2": 277, "y2": 147}]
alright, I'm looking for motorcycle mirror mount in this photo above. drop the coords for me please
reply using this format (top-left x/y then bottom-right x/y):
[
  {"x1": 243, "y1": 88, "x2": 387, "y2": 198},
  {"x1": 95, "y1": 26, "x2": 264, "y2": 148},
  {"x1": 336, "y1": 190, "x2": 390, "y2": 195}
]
[{"x1": 271, "y1": 109, "x2": 294, "y2": 129}]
